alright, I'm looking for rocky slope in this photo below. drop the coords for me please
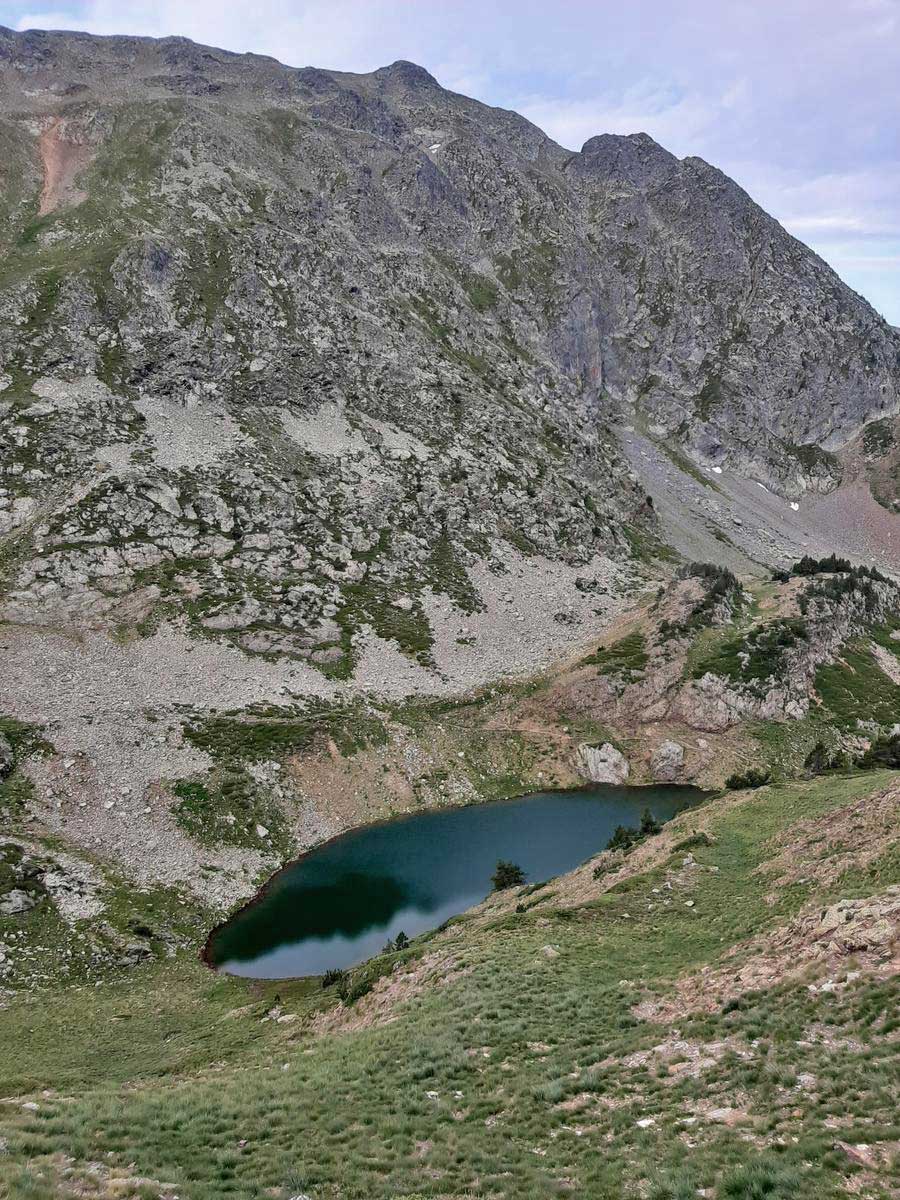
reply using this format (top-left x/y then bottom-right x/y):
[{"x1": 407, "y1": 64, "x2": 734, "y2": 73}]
[
  {"x1": 3, "y1": 554, "x2": 900, "y2": 947},
  {"x1": 1, "y1": 767, "x2": 898, "y2": 1200},
  {"x1": 1, "y1": 25, "x2": 900, "y2": 921},
  {"x1": 0, "y1": 25, "x2": 898, "y2": 664}
]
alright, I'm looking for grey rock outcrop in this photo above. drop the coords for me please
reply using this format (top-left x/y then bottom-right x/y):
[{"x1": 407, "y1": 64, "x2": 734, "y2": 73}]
[
  {"x1": 0, "y1": 888, "x2": 36, "y2": 916},
  {"x1": 649, "y1": 739, "x2": 685, "y2": 781},
  {"x1": 0, "y1": 733, "x2": 13, "y2": 779},
  {"x1": 577, "y1": 742, "x2": 629, "y2": 784}
]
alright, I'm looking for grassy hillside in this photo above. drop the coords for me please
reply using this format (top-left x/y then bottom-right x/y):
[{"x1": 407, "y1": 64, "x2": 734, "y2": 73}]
[{"x1": 1, "y1": 768, "x2": 897, "y2": 1200}]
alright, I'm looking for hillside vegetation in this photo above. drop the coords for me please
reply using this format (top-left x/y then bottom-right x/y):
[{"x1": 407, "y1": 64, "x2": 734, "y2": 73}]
[
  {"x1": 1, "y1": 767, "x2": 897, "y2": 1200},
  {"x1": 1, "y1": 559, "x2": 899, "y2": 1199}
]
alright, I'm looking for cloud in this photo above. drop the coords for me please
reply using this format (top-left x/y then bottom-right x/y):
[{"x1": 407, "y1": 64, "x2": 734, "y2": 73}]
[
  {"x1": 14, "y1": 9, "x2": 80, "y2": 28},
  {"x1": 12, "y1": 1, "x2": 450, "y2": 70},
  {"x1": 516, "y1": 82, "x2": 725, "y2": 155}
]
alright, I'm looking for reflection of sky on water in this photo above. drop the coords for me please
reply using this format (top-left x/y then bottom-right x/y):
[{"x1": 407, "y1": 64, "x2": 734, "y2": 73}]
[
  {"x1": 211, "y1": 786, "x2": 705, "y2": 979},
  {"x1": 222, "y1": 895, "x2": 483, "y2": 977}
]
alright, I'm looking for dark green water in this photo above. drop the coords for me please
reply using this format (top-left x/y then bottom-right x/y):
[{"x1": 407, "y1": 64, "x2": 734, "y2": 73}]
[{"x1": 208, "y1": 785, "x2": 705, "y2": 979}]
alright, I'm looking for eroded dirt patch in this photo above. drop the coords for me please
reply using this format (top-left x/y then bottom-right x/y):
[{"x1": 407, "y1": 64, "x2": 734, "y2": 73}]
[
  {"x1": 762, "y1": 779, "x2": 900, "y2": 893},
  {"x1": 38, "y1": 117, "x2": 95, "y2": 216},
  {"x1": 637, "y1": 885, "x2": 900, "y2": 1022}
]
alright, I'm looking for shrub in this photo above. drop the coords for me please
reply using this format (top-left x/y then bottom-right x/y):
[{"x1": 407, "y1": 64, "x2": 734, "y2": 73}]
[
  {"x1": 857, "y1": 733, "x2": 900, "y2": 768},
  {"x1": 491, "y1": 860, "x2": 526, "y2": 890},
  {"x1": 581, "y1": 630, "x2": 649, "y2": 677},
  {"x1": 673, "y1": 832, "x2": 712, "y2": 851},
  {"x1": 382, "y1": 930, "x2": 410, "y2": 953},
  {"x1": 321, "y1": 968, "x2": 345, "y2": 989},
  {"x1": 791, "y1": 552, "x2": 888, "y2": 590},
  {"x1": 792, "y1": 552, "x2": 852, "y2": 576},
  {"x1": 660, "y1": 561, "x2": 743, "y2": 637},
  {"x1": 639, "y1": 808, "x2": 661, "y2": 836},
  {"x1": 799, "y1": 571, "x2": 889, "y2": 615},
  {"x1": 649, "y1": 1169, "x2": 702, "y2": 1200},
  {"x1": 725, "y1": 768, "x2": 771, "y2": 790},
  {"x1": 338, "y1": 974, "x2": 373, "y2": 1005},
  {"x1": 605, "y1": 808, "x2": 666, "y2": 854},
  {"x1": 606, "y1": 824, "x2": 638, "y2": 852},
  {"x1": 281, "y1": 1168, "x2": 314, "y2": 1199},
  {"x1": 803, "y1": 740, "x2": 840, "y2": 776},
  {"x1": 719, "y1": 1158, "x2": 801, "y2": 1199},
  {"x1": 680, "y1": 561, "x2": 739, "y2": 588}
]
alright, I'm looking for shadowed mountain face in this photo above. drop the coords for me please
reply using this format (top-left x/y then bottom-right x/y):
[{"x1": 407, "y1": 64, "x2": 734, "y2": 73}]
[{"x1": 0, "y1": 26, "x2": 897, "y2": 658}]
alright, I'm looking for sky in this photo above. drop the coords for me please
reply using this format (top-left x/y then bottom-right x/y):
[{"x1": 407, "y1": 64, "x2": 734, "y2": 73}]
[{"x1": 2, "y1": 0, "x2": 899, "y2": 323}]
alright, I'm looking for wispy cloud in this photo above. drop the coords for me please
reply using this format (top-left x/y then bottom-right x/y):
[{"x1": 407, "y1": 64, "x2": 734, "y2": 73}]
[{"x1": 515, "y1": 82, "x2": 723, "y2": 155}]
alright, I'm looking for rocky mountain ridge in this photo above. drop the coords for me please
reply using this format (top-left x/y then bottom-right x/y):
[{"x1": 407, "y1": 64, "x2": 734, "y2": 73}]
[{"x1": 0, "y1": 26, "x2": 898, "y2": 674}]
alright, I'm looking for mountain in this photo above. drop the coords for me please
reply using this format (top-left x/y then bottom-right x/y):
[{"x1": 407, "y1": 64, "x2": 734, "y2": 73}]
[
  {"x1": 2, "y1": 29, "x2": 900, "y2": 1200},
  {"x1": 0, "y1": 26, "x2": 899, "y2": 671}
]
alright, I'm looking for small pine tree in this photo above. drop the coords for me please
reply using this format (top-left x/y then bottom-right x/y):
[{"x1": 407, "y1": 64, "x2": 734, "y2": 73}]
[
  {"x1": 725, "y1": 768, "x2": 771, "y2": 789},
  {"x1": 803, "y1": 741, "x2": 833, "y2": 776},
  {"x1": 606, "y1": 824, "x2": 637, "y2": 852},
  {"x1": 858, "y1": 733, "x2": 900, "y2": 769},
  {"x1": 639, "y1": 808, "x2": 661, "y2": 836},
  {"x1": 491, "y1": 859, "x2": 526, "y2": 890}
]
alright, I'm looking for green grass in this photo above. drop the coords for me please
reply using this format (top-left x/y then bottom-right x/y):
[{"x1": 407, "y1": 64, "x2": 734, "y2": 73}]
[
  {"x1": 464, "y1": 273, "x2": 499, "y2": 312},
  {"x1": 689, "y1": 618, "x2": 808, "y2": 687},
  {"x1": 182, "y1": 702, "x2": 389, "y2": 762},
  {"x1": 659, "y1": 442, "x2": 723, "y2": 491},
  {"x1": 0, "y1": 716, "x2": 53, "y2": 760},
  {"x1": 1, "y1": 771, "x2": 897, "y2": 1199},
  {"x1": 784, "y1": 441, "x2": 842, "y2": 480},
  {"x1": 815, "y1": 640, "x2": 900, "y2": 730},
  {"x1": 867, "y1": 614, "x2": 900, "y2": 653},
  {"x1": 328, "y1": 577, "x2": 437, "y2": 680},
  {"x1": 863, "y1": 418, "x2": 895, "y2": 456},
  {"x1": 0, "y1": 717, "x2": 53, "y2": 821},
  {"x1": 621, "y1": 521, "x2": 680, "y2": 565},
  {"x1": 171, "y1": 770, "x2": 292, "y2": 854},
  {"x1": 746, "y1": 714, "x2": 836, "y2": 779},
  {"x1": 581, "y1": 630, "x2": 649, "y2": 678}
]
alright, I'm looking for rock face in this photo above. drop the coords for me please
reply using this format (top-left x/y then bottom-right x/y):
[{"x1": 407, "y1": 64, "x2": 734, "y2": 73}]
[
  {"x1": 575, "y1": 565, "x2": 900, "y2": 745},
  {"x1": 577, "y1": 742, "x2": 629, "y2": 784},
  {"x1": 0, "y1": 26, "x2": 896, "y2": 660},
  {"x1": 649, "y1": 740, "x2": 684, "y2": 782}
]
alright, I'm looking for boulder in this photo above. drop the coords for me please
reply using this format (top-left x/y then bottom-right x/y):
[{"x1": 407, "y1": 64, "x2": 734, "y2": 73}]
[
  {"x1": 0, "y1": 888, "x2": 37, "y2": 916},
  {"x1": 650, "y1": 739, "x2": 685, "y2": 781},
  {"x1": 112, "y1": 942, "x2": 153, "y2": 968},
  {"x1": 0, "y1": 733, "x2": 13, "y2": 779},
  {"x1": 576, "y1": 742, "x2": 629, "y2": 784}
]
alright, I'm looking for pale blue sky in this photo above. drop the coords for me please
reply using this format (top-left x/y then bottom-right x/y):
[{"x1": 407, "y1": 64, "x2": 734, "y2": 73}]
[{"x1": 3, "y1": 0, "x2": 898, "y2": 323}]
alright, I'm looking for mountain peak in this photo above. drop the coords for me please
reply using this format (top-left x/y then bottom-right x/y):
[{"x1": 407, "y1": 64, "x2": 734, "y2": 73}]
[
  {"x1": 576, "y1": 131, "x2": 679, "y2": 184},
  {"x1": 373, "y1": 60, "x2": 440, "y2": 89}
]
